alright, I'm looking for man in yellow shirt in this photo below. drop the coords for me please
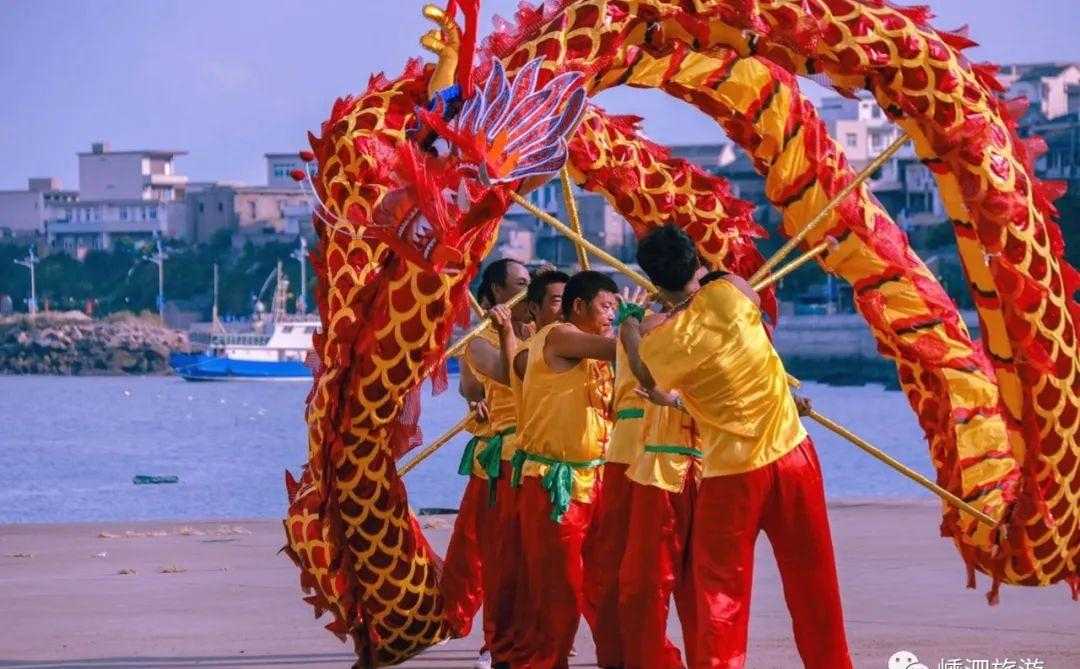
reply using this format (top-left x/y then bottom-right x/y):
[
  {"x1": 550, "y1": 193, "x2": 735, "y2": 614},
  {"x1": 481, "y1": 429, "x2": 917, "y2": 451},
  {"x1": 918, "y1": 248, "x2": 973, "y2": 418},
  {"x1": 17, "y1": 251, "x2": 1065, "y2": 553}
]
[
  {"x1": 442, "y1": 258, "x2": 530, "y2": 669},
  {"x1": 511, "y1": 270, "x2": 619, "y2": 669},
  {"x1": 634, "y1": 225, "x2": 853, "y2": 669}
]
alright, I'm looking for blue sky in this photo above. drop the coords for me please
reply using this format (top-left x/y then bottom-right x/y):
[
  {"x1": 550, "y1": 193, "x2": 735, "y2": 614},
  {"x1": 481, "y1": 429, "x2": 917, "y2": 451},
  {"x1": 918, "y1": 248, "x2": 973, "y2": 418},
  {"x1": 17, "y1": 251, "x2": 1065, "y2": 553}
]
[{"x1": 2, "y1": 0, "x2": 1078, "y2": 189}]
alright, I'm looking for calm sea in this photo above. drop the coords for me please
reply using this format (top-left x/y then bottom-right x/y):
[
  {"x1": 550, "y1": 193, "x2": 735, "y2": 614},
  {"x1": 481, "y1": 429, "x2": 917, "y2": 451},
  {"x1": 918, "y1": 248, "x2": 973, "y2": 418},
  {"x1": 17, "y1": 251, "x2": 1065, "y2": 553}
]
[{"x1": 0, "y1": 375, "x2": 935, "y2": 524}]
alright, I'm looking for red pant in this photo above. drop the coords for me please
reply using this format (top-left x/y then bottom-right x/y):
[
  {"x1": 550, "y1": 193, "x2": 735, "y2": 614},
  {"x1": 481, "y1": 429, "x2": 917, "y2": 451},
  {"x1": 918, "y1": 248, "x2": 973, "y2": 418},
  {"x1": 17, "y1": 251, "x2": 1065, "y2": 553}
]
[
  {"x1": 516, "y1": 476, "x2": 597, "y2": 669},
  {"x1": 582, "y1": 462, "x2": 633, "y2": 667},
  {"x1": 619, "y1": 479, "x2": 698, "y2": 669},
  {"x1": 692, "y1": 438, "x2": 852, "y2": 669},
  {"x1": 488, "y1": 461, "x2": 528, "y2": 664},
  {"x1": 441, "y1": 475, "x2": 490, "y2": 637}
]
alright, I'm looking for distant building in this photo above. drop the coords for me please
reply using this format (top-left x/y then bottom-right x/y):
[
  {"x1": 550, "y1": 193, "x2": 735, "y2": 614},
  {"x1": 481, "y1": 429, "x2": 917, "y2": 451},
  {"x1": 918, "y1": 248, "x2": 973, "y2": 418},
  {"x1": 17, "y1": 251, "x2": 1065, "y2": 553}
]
[
  {"x1": 265, "y1": 152, "x2": 311, "y2": 189},
  {"x1": 77, "y1": 141, "x2": 188, "y2": 201},
  {"x1": 46, "y1": 142, "x2": 190, "y2": 254},
  {"x1": 1023, "y1": 112, "x2": 1080, "y2": 189},
  {"x1": 999, "y1": 63, "x2": 1080, "y2": 120},
  {"x1": 187, "y1": 184, "x2": 312, "y2": 245},
  {"x1": 0, "y1": 177, "x2": 77, "y2": 239}
]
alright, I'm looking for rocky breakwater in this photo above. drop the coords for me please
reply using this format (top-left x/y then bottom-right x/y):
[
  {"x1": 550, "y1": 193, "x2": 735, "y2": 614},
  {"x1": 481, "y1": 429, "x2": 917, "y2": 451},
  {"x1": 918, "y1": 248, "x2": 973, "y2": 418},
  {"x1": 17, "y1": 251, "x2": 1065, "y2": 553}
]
[{"x1": 0, "y1": 312, "x2": 189, "y2": 375}]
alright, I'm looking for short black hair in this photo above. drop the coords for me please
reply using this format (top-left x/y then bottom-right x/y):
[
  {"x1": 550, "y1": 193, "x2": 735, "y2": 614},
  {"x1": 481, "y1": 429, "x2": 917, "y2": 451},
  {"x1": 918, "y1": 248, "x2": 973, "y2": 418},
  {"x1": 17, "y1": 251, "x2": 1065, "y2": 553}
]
[
  {"x1": 526, "y1": 269, "x2": 570, "y2": 306},
  {"x1": 700, "y1": 270, "x2": 730, "y2": 286},
  {"x1": 636, "y1": 224, "x2": 700, "y2": 292},
  {"x1": 561, "y1": 270, "x2": 619, "y2": 320},
  {"x1": 476, "y1": 258, "x2": 521, "y2": 306}
]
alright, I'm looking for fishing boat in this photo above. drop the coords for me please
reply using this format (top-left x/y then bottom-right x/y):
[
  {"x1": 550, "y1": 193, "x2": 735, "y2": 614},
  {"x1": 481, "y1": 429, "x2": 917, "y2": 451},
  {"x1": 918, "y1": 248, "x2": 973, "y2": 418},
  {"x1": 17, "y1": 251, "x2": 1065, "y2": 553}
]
[{"x1": 170, "y1": 262, "x2": 319, "y2": 381}]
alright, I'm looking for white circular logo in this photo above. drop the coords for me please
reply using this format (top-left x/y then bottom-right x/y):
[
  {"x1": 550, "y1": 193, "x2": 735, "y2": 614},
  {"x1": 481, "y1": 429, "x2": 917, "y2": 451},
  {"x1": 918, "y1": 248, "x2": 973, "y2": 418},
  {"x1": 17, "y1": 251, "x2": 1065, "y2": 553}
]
[{"x1": 888, "y1": 651, "x2": 928, "y2": 669}]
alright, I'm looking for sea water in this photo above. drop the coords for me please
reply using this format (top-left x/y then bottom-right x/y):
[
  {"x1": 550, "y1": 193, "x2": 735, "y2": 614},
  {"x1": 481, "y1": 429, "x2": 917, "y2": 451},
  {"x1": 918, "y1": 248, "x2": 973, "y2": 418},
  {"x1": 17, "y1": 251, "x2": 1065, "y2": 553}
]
[{"x1": 0, "y1": 375, "x2": 935, "y2": 524}]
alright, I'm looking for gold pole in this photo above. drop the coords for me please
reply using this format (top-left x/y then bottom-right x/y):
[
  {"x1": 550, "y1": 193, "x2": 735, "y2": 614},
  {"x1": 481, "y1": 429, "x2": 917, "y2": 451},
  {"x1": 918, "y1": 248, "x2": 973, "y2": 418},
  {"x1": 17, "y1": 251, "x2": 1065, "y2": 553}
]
[
  {"x1": 560, "y1": 167, "x2": 590, "y2": 270},
  {"x1": 511, "y1": 191, "x2": 656, "y2": 293},
  {"x1": 805, "y1": 409, "x2": 996, "y2": 527},
  {"x1": 399, "y1": 412, "x2": 474, "y2": 476},
  {"x1": 467, "y1": 292, "x2": 486, "y2": 319},
  {"x1": 752, "y1": 240, "x2": 829, "y2": 292},
  {"x1": 445, "y1": 289, "x2": 526, "y2": 360},
  {"x1": 749, "y1": 132, "x2": 910, "y2": 285}
]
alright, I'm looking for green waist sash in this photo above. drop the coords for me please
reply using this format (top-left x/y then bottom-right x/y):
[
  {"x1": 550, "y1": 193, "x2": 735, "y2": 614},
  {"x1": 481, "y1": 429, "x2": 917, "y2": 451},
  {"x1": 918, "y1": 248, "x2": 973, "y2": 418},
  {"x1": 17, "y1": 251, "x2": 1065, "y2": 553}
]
[
  {"x1": 457, "y1": 426, "x2": 516, "y2": 506},
  {"x1": 615, "y1": 407, "x2": 645, "y2": 421},
  {"x1": 511, "y1": 450, "x2": 604, "y2": 522},
  {"x1": 644, "y1": 444, "x2": 703, "y2": 458}
]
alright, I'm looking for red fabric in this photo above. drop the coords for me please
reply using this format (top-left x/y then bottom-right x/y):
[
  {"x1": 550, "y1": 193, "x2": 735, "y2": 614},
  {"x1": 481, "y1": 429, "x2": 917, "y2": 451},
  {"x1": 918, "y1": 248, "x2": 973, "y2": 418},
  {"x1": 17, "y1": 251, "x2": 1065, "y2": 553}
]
[
  {"x1": 516, "y1": 476, "x2": 597, "y2": 669},
  {"x1": 582, "y1": 462, "x2": 633, "y2": 667},
  {"x1": 441, "y1": 474, "x2": 490, "y2": 636},
  {"x1": 692, "y1": 438, "x2": 852, "y2": 669},
  {"x1": 486, "y1": 461, "x2": 528, "y2": 663},
  {"x1": 619, "y1": 479, "x2": 699, "y2": 669}
]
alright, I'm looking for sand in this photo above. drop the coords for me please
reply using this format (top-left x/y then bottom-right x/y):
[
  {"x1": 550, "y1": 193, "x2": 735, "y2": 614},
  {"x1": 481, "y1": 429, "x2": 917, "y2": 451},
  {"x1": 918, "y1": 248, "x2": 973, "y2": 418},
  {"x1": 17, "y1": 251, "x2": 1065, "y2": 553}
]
[{"x1": 0, "y1": 502, "x2": 1076, "y2": 669}]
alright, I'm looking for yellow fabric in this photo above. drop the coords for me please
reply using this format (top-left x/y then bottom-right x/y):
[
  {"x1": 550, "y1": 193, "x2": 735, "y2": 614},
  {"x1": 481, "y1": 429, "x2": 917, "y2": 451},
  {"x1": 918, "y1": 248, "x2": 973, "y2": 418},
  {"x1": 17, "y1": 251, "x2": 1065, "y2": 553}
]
[
  {"x1": 607, "y1": 338, "x2": 647, "y2": 465},
  {"x1": 517, "y1": 322, "x2": 614, "y2": 503},
  {"x1": 626, "y1": 403, "x2": 701, "y2": 493},
  {"x1": 464, "y1": 328, "x2": 519, "y2": 460},
  {"x1": 639, "y1": 279, "x2": 807, "y2": 478}
]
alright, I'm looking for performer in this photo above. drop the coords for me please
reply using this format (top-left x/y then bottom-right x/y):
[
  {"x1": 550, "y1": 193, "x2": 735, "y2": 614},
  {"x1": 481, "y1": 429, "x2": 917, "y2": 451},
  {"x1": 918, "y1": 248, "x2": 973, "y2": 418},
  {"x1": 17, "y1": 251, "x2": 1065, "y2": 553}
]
[
  {"x1": 510, "y1": 270, "x2": 620, "y2": 669},
  {"x1": 441, "y1": 258, "x2": 530, "y2": 669},
  {"x1": 634, "y1": 224, "x2": 853, "y2": 669},
  {"x1": 582, "y1": 286, "x2": 649, "y2": 669},
  {"x1": 614, "y1": 265, "x2": 709, "y2": 669}
]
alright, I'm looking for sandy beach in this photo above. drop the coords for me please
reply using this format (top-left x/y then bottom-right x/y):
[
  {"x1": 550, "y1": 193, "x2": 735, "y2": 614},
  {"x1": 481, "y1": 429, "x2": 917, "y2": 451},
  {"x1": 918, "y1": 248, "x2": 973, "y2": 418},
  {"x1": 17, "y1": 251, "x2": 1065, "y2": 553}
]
[{"x1": 1, "y1": 502, "x2": 1076, "y2": 669}]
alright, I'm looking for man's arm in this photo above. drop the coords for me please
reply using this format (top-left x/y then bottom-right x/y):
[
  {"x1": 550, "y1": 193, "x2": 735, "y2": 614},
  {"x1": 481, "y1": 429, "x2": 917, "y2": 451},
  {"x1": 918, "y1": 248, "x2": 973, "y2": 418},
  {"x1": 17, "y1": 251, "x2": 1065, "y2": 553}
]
[
  {"x1": 624, "y1": 313, "x2": 683, "y2": 409},
  {"x1": 458, "y1": 358, "x2": 485, "y2": 402},
  {"x1": 512, "y1": 348, "x2": 528, "y2": 381},
  {"x1": 545, "y1": 324, "x2": 616, "y2": 364},
  {"x1": 464, "y1": 338, "x2": 510, "y2": 387}
]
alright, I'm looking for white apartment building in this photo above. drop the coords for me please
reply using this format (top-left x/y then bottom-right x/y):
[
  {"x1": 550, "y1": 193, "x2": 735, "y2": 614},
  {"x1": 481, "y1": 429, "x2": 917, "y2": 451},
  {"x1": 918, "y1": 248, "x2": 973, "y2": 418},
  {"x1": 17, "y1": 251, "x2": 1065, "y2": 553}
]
[
  {"x1": 265, "y1": 152, "x2": 313, "y2": 189},
  {"x1": 46, "y1": 142, "x2": 190, "y2": 254},
  {"x1": 999, "y1": 63, "x2": 1080, "y2": 121}
]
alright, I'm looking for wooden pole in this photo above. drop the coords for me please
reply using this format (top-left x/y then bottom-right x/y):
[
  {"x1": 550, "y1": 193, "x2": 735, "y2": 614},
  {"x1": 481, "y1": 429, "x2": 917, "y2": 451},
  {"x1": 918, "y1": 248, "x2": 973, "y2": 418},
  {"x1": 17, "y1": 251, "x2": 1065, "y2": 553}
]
[
  {"x1": 444, "y1": 289, "x2": 527, "y2": 360},
  {"x1": 510, "y1": 191, "x2": 656, "y2": 293},
  {"x1": 399, "y1": 413, "x2": 474, "y2": 476},
  {"x1": 805, "y1": 409, "x2": 996, "y2": 527},
  {"x1": 467, "y1": 292, "x2": 485, "y2": 319},
  {"x1": 560, "y1": 167, "x2": 590, "y2": 270}
]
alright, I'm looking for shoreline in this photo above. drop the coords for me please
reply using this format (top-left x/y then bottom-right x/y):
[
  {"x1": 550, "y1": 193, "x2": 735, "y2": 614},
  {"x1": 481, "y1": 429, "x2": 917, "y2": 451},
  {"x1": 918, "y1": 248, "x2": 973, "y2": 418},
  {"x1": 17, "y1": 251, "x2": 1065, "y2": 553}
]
[
  {"x1": 0, "y1": 497, "x2": 943, "y2": 527},
  {"x1": 2, "y1": 505, "x2": 1076, "y2": 669}
]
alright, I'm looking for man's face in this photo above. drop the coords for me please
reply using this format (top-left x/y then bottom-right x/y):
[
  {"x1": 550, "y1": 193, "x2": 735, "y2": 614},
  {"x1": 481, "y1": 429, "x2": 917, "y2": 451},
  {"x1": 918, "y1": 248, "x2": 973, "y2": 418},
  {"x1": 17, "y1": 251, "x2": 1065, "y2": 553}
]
[
  {"x1": 573, "y1": 290, "x2": 618, "y2": 336},
  {"x1": 531, "y1": 282, "x2": 565, "y2": 329},
  {"x1": 495, "y1": 262, "x2": 531, "y2": 321}
]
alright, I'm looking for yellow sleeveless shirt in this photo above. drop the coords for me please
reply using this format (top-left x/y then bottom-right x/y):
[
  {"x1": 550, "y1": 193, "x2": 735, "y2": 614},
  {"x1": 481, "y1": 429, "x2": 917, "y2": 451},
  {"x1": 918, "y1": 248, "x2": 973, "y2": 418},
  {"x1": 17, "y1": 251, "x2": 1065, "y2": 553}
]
[
  {"x1": 457, "y1": 329, "x2": 519, "y2": 479},
  {"x1": 607, "y1": 337, "x2": 648, "y2": 465},
  {"x1": 626, "y1": 402, "x2": 701, "y2": 493},
  {"x1": 513, "y1": 322, "x2": 613, "y2": 513},
  {"x1": 639, "y1": 279, "x2": 806, "y2": 478}
]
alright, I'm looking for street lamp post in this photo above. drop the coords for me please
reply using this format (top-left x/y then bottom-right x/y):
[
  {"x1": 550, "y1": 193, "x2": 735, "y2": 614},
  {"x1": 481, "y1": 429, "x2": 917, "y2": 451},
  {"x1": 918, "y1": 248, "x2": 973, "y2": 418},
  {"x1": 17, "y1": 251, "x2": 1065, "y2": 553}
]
[
  {"x1": 13, "y1": 246, "x2": 40, "y2": 315},
  {"x1": 151, "y1": 236, "x2": 167, "y2": 321},
  {"x1": 291, "y1": 236, "x2": 308, "y2": 314}
]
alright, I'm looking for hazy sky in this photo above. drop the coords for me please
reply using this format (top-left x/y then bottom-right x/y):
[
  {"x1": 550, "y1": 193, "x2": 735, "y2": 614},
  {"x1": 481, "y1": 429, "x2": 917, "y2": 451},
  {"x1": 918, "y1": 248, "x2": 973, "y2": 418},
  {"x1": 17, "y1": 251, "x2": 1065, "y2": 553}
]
[{"x1": 2, "y1": 0, "x2": 1078, "y2": 189}]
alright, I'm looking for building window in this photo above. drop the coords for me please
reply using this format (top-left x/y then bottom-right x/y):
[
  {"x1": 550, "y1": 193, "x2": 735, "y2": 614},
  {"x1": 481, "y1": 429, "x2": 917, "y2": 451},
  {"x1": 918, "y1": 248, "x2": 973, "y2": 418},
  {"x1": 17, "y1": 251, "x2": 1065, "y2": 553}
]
[
  {"x1": 149, "y1": 207, "x2": 158, "y2": 220},
  {"x1": 198, "y1": 202, "x2": 204, "y2": 213},
  {"x1": 120, "y1": 207, "x2": 128, "y2": 221},
  {"x1": 282, "y1": 326, "x2": 294, "y2": 334},
  {"x1": 217, "y1": 202, "x2": 224, "y2": 212},
  {"x1": 846, "y1": 133, "x2": 858, "y2": 148},
  {"x1": 249, "y1": 202, "x2": 257, "y2": 219}
]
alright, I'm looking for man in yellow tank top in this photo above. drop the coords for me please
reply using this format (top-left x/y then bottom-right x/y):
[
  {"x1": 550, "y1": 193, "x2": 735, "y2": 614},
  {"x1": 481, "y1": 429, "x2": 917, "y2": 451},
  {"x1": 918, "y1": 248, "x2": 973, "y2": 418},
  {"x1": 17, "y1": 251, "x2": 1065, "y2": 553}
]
[
  {"x1": 442, "y1": 258, "x2": 530, "y2": 669},
  {"x1": 634, "y1": 225, "x2": 853, "y2": 669},
  {"x1": 510, "y1": 270, "x2": 619, "y2": 669},
  {"x1": 580, "y1": 286, "x2": 650, "y2": 669}
]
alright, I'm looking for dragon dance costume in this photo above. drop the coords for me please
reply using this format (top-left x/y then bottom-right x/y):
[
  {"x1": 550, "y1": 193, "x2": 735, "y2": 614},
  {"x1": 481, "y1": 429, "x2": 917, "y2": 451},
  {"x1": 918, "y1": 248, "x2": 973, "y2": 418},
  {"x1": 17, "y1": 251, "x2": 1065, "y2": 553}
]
[
  {"x1": 511, "y1": 321, "x2": 613, "y2": 669},
  {"x1": 640, "y1": 279, "x2": 852, "y2": 669}
]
